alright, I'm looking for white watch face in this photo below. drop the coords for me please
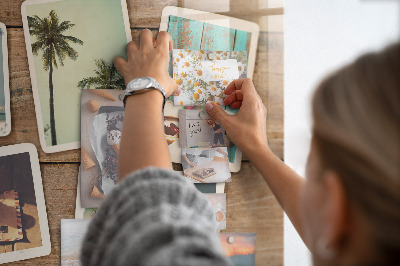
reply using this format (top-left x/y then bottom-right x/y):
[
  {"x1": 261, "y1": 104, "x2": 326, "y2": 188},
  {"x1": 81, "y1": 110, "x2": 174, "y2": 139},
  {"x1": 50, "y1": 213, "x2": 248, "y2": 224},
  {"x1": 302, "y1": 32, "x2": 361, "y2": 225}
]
[{"x1": 130, "y1": 77, "x2": 151, "y2": 90}]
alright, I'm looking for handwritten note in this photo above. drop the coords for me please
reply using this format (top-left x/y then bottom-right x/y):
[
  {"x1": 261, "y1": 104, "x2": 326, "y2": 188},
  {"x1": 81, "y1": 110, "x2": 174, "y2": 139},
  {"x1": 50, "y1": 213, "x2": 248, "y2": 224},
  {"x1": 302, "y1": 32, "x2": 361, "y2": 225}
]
[{"x1": 199, "y1": 59, "x2": 239, "y2": 82}]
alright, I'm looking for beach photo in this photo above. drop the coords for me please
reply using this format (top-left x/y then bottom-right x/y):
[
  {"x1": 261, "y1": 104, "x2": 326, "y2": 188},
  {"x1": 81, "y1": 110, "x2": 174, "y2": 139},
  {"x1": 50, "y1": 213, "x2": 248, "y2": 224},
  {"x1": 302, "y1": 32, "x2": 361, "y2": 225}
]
[
  {"x1": 0, "y1": 144, "x2": 50, "y2": 264},
  {"x1": 61, "y1": 219, "x2": 91, "y2": 266},
  {"x1": 0, "y1": 22, "x2": 10, "y2": 136},
  {"x1": 22, "y1": 0, "x2": 131, "y2": 153}
]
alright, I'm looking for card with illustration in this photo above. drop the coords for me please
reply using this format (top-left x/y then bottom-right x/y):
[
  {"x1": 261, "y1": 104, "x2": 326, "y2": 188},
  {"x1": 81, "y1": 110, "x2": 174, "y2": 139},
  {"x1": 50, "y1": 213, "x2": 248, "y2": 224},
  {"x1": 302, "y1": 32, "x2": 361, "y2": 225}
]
[
  {"x1": 80, "y1": 89, "x2": 182, "y2": 208},
  {"x1": 0, "y1": 144, "x2": 51, "y2": 264},
  {"x1": 205, "y1": 193, "x2": 226, "y2": 231},
  {"x1": 61, "y1": 219, "x2": 91, "y2": 266},
  {"x1": 182, "y1": 147, "x2": 231, "y2": 183},
  {"x1": 22, "y1": 0, "x2": 131, "y2": 153},
  {"x1": 172, "y1": 49, "x2": 247, "y2": 106},
  {"x1": 0, "y1": 22, "x2": 11, "y2": 136},
  {"x1": 160, "y1": 6, "x2": 259, "y2": 79},
  {"x1": 179, "y1": 107, "x2": 242, "y2": 172},
  {"x1": 219, "y1": 233, "x2": 257, "y2": 266}
]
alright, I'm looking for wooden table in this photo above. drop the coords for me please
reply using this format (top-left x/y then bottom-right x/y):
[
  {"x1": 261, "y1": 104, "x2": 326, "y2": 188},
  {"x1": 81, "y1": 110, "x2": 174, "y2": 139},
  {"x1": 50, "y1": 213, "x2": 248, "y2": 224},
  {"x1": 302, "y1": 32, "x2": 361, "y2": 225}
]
[{"x1": 0, "y1": 1, "x2": 284, "y2": 265}]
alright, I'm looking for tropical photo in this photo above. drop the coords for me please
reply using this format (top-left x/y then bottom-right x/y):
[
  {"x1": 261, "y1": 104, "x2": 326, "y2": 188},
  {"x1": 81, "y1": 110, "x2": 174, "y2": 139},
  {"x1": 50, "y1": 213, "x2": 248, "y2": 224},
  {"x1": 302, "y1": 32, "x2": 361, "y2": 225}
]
[{"x1": 23, "y1": 0, "x2": 130, "y2": 152}]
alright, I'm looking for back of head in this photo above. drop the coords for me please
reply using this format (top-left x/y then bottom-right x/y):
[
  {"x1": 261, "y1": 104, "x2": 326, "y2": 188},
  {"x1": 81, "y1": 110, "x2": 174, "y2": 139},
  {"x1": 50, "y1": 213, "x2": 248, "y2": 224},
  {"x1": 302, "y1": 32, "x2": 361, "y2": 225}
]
[{"x1": 312, "y1": 43, "x2": 400, "y2": 265}]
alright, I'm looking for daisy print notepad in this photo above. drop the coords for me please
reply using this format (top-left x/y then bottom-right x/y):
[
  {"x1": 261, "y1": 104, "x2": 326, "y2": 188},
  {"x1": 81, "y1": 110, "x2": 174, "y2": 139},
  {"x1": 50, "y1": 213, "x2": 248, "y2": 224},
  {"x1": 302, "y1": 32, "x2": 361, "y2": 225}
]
[{"x1": 173, "y1": 49, "x2": 247, "y2": 106}]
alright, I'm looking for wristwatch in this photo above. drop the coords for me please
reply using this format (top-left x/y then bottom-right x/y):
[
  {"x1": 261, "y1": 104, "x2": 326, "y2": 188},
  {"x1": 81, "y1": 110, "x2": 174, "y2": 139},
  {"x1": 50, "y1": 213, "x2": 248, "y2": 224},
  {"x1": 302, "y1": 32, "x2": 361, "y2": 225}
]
[{"x1": 120, "y1": 77, "x2": 166, "y2": 109}]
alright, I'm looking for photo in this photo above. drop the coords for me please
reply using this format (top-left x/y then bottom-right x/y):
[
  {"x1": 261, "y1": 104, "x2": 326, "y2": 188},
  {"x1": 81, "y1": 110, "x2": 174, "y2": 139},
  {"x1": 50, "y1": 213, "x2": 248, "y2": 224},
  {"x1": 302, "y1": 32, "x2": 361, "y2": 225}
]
[
  {"x1": 160, "y1": 7, "x2": 259, "y2": 79},
  {"x1": 0, "y1": 144, "x2": 50, "y2": 264},
  {"x1": 219, "y1": 233, "x2": 257, "y2": 266},
  {"x1": 204, "y1": 193, "x2": 226, "y2": 231},
  {"x1": 75, "y1": 168, "x2": 97, "y2": 219},
  {"x1": 0, "y1": 22, "x2": 10, "y2": 136},
  {"x1": 172, "y1": 49, "x2": 247, "y2": 106},
  {"x1": 182, "y1": 147, "x2": 231, "y2": 183},
  {"x1": 80, "y1": 90, "x2": 188, "y2": 208},
  {"x1": 61, "y1": 219, "x2": 91, "y2": 266},
  {"x1": 179, "y1": 108, "x2": 227, "y2": 148},
  {"x1": 22, "y1": 0, "x2": 131, "y2": 153}
]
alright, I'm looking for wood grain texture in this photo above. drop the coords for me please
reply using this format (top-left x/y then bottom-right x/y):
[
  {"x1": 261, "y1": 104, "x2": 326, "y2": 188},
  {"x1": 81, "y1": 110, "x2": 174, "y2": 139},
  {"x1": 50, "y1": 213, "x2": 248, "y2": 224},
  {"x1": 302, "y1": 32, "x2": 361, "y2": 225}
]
[
  {"x1": 167, "y1": 15, "x2": 203, "y2": 49},
  {"x1": 200, "y1": 23, "x2": 235, "y2": 51},
  {"x1": 0, "y1": 0, "x2": 284, "y2": 265}
]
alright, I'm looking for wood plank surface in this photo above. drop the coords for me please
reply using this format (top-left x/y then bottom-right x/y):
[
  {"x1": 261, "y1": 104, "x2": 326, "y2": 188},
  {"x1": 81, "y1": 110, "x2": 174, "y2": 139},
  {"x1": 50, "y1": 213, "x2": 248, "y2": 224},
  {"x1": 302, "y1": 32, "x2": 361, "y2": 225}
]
[{"x1": 0, "y1": 0, "x2": 284, "y2": 265}]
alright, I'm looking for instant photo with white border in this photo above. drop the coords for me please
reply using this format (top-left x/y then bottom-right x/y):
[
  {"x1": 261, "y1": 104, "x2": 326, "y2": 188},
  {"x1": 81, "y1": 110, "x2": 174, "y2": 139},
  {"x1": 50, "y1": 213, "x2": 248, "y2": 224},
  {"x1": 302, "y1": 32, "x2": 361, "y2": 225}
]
[
  {"x1": 21, "y1": 0, "x2": 132, "y2": 153},
  {"x1": 0, "y1": 22, "x2": 11, "y2": 137},
  {"x1": 0, "y1": 143, "x2": 51, "y2": 264}
]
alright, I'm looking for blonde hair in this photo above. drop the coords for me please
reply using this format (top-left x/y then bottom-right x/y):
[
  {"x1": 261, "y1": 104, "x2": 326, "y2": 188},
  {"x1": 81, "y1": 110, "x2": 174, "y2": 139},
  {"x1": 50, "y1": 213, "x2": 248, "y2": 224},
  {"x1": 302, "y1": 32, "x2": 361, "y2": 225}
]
[{"x1": 312, "y1": 43, "x2": 400, "y2": 264}]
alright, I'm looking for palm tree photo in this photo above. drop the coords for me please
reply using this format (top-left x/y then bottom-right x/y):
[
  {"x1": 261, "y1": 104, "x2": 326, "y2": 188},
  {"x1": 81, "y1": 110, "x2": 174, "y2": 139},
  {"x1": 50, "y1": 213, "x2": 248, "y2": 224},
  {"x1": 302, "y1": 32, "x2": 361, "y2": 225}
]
[
  {"x1": 28, "y1": 10, "x2": 83, "y2": 145},
  {"x1": 78, "y1": 59, "x2": 125, "y2": 90}
]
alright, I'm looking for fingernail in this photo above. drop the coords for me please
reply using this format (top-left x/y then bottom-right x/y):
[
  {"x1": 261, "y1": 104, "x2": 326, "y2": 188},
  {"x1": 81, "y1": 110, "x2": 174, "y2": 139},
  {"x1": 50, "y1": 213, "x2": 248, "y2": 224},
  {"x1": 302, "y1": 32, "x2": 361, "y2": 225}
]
[
  {"x1": 177, "y1": 86, "x2": 182, "y2": 94},
  {"x1": 206, "y1": 102, "x2": 214, "y2": 112}
]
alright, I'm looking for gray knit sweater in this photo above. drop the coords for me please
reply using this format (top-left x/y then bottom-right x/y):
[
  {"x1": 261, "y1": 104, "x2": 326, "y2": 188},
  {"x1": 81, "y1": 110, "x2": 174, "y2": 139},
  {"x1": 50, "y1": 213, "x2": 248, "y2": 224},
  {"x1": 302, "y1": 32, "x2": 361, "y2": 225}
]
[{"x1": 81, "y1": 167, "x2": 232, "y2": 266}]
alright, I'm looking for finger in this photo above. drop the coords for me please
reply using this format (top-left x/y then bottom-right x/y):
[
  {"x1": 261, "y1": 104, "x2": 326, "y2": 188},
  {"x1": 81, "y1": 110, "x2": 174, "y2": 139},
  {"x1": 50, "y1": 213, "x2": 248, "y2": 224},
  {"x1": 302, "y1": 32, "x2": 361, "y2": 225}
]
[
  {"x1": 224, "y1": 78, "x2": 256, "y2": 96},
  {"x1": 139, "y1": 29, "x2": 154, "y2": 51},
  {"x1": 156, "y1": 31, "x2": 173, "y2": 52},
  {"x1": 223, "y1": 90, "x2": 243, "y2": 106},
  {"x1": 230, "y1": 101, "x2": 242, "y2": 109},
  {"x1": 205, "y1": 102, "x2": 231, "y2": 128},
  {"x1": 126, "y1": 41, "x2": 139, "y2": 58},
  {"x1": 171, "y1": 86, "x2": 182, "y2": 96},
  {"x1": 113, "y1": 56, "x2": 127, "y2": 73}
]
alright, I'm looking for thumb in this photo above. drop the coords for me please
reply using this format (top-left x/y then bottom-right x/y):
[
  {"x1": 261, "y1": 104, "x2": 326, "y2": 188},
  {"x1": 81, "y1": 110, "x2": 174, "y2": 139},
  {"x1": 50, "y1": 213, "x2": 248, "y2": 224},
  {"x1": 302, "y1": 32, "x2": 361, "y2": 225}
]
[{"x1": 205, "y1": 102, "x2": 231, "y2": 127}]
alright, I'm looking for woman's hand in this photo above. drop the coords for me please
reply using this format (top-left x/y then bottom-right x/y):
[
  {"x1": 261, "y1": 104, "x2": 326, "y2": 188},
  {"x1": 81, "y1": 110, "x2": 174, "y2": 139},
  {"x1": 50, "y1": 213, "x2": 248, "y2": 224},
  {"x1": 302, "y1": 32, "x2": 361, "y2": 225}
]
[
  {"x1": 113, "y1": 29, "x2": 178, "y2": 97},
  {"x1": 205, "y1": 78, "x2": 269, "y2": 157}
]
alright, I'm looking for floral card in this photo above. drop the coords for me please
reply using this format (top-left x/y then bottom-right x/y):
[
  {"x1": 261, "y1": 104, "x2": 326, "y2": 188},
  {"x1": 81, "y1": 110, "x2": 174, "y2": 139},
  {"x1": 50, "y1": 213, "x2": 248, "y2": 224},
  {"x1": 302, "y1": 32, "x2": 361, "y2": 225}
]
[{"x1": 173, "y1": 49, "x2": 247, "y2": 106}]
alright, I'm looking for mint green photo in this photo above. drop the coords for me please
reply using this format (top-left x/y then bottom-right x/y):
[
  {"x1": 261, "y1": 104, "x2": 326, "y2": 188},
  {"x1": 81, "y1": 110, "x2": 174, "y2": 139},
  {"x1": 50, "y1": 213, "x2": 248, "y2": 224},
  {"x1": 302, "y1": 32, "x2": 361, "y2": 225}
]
[{"x1": 25, "y1": 0, "x2": 129, "y2": 148}]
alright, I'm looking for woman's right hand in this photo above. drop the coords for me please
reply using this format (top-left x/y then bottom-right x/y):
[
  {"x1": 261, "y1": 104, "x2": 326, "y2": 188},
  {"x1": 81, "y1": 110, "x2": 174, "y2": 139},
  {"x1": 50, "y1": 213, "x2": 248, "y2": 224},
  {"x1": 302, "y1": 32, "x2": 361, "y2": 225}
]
[{"x1": 205, "y1": 78, "x2": 269, "y2": 157}]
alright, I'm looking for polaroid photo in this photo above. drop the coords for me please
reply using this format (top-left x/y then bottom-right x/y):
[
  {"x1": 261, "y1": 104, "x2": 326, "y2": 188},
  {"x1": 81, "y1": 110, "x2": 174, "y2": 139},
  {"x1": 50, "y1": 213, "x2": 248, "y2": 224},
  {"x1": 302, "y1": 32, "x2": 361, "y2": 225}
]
[
  {"x1": 75, "y1": 167, "x2": 97, "y2": 219},
  {"x1": 205, "y1": 193, "x2": 226, "y2": 231},
  {"x1": 0, "y1": 143, "x2": 51, "y2": 264},
  {"x1": 22, "y1": 0, "x2": 131, "y2": 153},
  {"x1": 179, "y1": 107, "x2": 242, "y2": 172},
  {"x1": 219, "y1": 233, "x2": 257, "y2": 266},
  {"x1": 80, "y1": 89, "x2": 124, "y2": 208},
  {"x1": 61, "y1": 219, "x2": 91, "y2": 266},
  {"x1": 160, "y1": 6, "x2": 259, "y2": 79},
  {"x1": 0, "y1": 22, "x2": 11, "y2": 137},
  {"x1": 182, "y1": 147, "x2": 231, "y2": 183},
  {"x1": 179, "y1": 108, "x2": 227, "y2": 148},
  {"x1": 172, "y1": 49, "x2": 247, "y2": 106}
]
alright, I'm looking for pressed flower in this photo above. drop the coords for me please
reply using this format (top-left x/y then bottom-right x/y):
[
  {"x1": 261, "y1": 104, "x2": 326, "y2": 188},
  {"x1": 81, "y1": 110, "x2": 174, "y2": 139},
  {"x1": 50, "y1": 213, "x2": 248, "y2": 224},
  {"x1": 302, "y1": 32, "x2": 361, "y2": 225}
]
[
  {"x1": 200, "y1": 50, "x2": 205, "y2": 54},
  {"x1": 185, "y1": 62, "x2": 190, "y2": 67},
  {"x1": 197, "y1": 70, "x2": 202, "y2": 76},
  {"x1": 193, "y1": 93, "x2": 200, "y2": 100},
  {"x1": 211, "y1": 86, "x2": 217, "y2": 91},
  {"x1": 198, "y1": 89, "x2": 202, "y2": 94},
  {"x1": 194, "y1": 81, "x2": 200, "y2": 87},
  {"x1": 223, "y1": 80, "x2": 229, "y2": 85},
  {"x1": 180, "y1": 101, "x2": 183, "y2": 106},
  {"x1": 176, "y1": 79, "x2": 183, "y2": 85}
]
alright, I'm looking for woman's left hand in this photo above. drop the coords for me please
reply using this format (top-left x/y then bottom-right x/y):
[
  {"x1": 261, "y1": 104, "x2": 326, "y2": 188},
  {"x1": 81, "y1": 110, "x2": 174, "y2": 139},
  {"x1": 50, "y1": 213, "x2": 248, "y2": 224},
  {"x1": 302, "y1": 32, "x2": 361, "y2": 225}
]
[{"x1": 113, "y1": 29, "x2": 179, "y2": 97}]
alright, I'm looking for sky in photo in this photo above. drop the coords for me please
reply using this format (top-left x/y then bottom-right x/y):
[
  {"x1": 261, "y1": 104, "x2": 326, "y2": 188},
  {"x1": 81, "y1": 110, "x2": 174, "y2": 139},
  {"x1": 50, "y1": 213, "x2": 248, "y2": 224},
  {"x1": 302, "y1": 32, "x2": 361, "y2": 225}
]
[{"x1": 27, "y1": 0, "x2": 129, "y2": 146}]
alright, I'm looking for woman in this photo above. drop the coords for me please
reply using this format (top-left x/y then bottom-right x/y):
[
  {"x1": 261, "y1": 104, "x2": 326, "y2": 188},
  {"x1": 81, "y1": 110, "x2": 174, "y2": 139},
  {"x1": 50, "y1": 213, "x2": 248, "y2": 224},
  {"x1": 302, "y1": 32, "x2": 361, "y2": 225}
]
[{"x1": 81, "y1": 30, "x2": 400, "y2": 266}]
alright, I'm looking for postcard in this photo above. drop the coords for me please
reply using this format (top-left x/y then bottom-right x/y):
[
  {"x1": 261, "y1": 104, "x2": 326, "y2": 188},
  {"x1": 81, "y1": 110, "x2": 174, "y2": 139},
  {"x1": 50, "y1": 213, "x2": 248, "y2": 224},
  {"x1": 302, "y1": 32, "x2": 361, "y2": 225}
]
[
  {"x1": 219, "y1": 233, "x2": 257, "y2": 266},
  {"x1": 0, "y1": 22, "x2": 11, "y2": 136},
  {"x1": 205, "y1": 193, "x2": 226, "y2": 231},
  {"x1": 160, "y1": 7, "x2": 259, "y2": 79},
  {"x1": 172, "y1": 49, "x2": 247, "y2": 106},
  {"x1": 0, "y1": 143, "x2": 51, "y2": 264},
  {"x1": 22, "y1": 0, "x2": 131, "y2": 153},
  {"x1": 182, "y1": 147, "x2": 231, "y2": 183},
  {"x1": 61, "y1": 219, "x2": 91, "y2": 266}
]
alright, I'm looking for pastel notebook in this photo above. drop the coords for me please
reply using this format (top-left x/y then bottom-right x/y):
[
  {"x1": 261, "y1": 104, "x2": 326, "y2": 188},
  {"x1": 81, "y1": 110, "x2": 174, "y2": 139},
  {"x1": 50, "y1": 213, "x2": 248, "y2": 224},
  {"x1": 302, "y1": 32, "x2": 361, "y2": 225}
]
[
  {"x1": 0, "y1": 22, "x2": 11, "y2": 136},
  {"x1": 22, "y1": 0, "x2": 131, "y2": 153},
  {"x1": 172, "y1": 49, "x2": 247, "y2": 106}
]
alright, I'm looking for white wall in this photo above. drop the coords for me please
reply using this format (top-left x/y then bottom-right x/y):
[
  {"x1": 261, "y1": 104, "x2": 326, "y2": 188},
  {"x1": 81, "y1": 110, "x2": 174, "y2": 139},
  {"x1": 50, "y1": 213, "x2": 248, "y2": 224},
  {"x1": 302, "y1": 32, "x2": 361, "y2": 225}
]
[{"x1": 284, "y1": 1, "x2": 399, "y2": 265}]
